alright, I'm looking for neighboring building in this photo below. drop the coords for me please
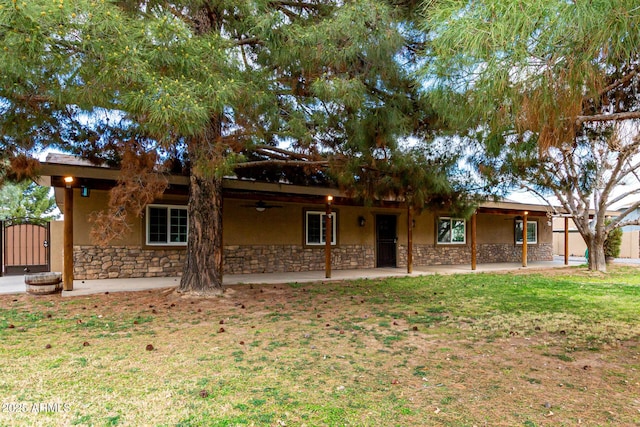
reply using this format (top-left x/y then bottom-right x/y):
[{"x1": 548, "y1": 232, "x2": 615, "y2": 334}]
[
  {"x1": 37, "y1": 154, "x2": 554, "y2": 280},
  {"x1": 552, "y1": 217, "x2": 587, "y2": 258},
  {"x1": 552, "y1": 211, "x2": 640, "y2": 259},
  {"x1": 618, "y1": 206, "x2": 640, "y2": 258}
]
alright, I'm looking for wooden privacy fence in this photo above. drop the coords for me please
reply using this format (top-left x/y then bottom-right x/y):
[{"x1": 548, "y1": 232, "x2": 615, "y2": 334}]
[{"x1": 0, "y1": 218, "x2": 51, "y2": 276}]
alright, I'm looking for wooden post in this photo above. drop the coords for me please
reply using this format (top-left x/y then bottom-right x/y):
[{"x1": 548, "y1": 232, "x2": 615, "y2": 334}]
[
  {"x1": 407, "y1": 205, "x2": 413, "y2": 274},
  {"x1": 564, "y1": 216, "x2": 569, "y2": 265},
  {"x1": 522, "y1": 211, "x2": 528, "y2": 268},
  {"x1": 325, "y1": 195, "x2": 332, "y2": 279},
  {"x1": 0, "y1": 220, "x2": 4, "y2": 277},
  {"x1": 471, "y1": 212, "x2": 477, "y2": 270},
  {"x1": 63, "y1": 183, "x2": 74, "y2": 291}
]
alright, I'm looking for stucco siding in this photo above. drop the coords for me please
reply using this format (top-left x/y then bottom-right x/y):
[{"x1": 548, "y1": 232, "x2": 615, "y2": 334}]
[{"x1": 62, "y1": 191, "x2": 555, "y2": 279}]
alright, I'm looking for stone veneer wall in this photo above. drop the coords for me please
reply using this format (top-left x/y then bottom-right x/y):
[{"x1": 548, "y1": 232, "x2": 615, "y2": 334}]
[
  {"x1": 74, "y1": 246, "x2": 186, "y2": 280},
  {"x1": 398, "y1": 243, "x2": 553, "y2": 267},
  {"x1": 397, "y1": 244, "x2": 471, "y2": 266},
  {"x1": 74, "y1": 244, "x2": 375, "y2": 279},
  {"x1": 74, "y1": 242, "x2": 553, "y2": 279},
  {"x1": 224, "y1": 244, "x2": 375, "y2": 274},
  {"x1": 477, "y1": 243, "x2": 553, "y2": 263}
]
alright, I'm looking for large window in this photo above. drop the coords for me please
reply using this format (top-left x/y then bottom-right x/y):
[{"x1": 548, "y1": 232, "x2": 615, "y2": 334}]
[
  {"x1": 437, "y1": 217, "x2": 466, "y2": 244},
  {"x1": 305, "y1": 211, "x2": 336, "y2": 246},
  {"x1": 146, "y1": 205, "x2": 188, "y2": 246},
  {"x1": 515, "y1": 220, "x2": 537, "y2": 244}
]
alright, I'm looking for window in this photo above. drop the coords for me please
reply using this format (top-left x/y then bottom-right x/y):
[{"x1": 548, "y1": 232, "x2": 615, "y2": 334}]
[
  {"x1": 437, "y1": 217, "x2": 466, "y2": 244},
  {"x1": 515, "y1": 220, "x2": 537, "y2": 244},
  {"x1": 146, "y1": 205, "x2": 188, "y2": 246},
  {"x1": 305, "y1": 211, "x2": 336, "y2": 245}
]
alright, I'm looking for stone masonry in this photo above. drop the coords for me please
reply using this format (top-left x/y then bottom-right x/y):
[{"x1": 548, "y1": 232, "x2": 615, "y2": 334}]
[
  {"x1": 477, "y1": 243, "x2": 553, "y2": 263},
  {"x1": 224, "y1": 244, "x2": 375, "y2": 274},
  {"x1": 398, "y1": 243, "x2": 553, "y2": 267},
  {"x1": 73, "y1": 244, "x2": 375, "y2": 279},
  {"x1": 74, "y1": 242, "x2": 553, "y2": 280},
  {"x1": 74, "y1": 246, "x2": 186, "y2": 280}
]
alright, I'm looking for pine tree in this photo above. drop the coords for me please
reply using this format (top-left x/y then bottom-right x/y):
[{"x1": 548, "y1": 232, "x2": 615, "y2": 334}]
[
  {"x1": 420, "y1": 0, "x2": 640, "y2": 272},
  {"x1": 0, "y1": 181, "x2": 59, "y2": 223},
  {"x1": 1, "y1": 0, "x2": 467, "y2": 293}
]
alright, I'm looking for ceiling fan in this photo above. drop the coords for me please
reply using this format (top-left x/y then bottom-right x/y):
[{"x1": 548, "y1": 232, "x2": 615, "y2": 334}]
[{"x1": 241, "y1": 200, "x2": 283, "y2": 212}]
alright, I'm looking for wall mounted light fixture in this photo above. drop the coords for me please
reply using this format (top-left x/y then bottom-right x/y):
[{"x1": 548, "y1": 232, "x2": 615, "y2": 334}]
[
  {"x1": 63, "y1": 176, "x2": 74, "y2": 188},
  {"x1": 358, "y1": 216, "x2": 366, "y2": 227}
]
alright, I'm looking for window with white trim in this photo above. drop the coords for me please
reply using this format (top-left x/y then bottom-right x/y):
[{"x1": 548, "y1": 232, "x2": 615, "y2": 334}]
[
  {"x1": 146, "y1": 205, "x2": 188, "y2": 246},
  {"x1": 305, "y1": 211, "x2": 336, "y2": 245},
  {"x1": 437, "y1": 217, "x2": 466, "y2": 244},
  {"x1": 515, "y1": 220, "x2": 537, "y2": 244}
]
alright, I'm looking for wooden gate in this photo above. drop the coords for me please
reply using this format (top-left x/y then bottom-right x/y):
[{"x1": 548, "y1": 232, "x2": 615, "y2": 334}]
[{"x1": 1, "y1": 219, "x2": 51, "y2": 276}]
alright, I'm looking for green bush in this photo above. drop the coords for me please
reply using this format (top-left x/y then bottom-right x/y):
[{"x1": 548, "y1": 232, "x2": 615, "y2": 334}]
[{"x1": 604, "y1": 224, "x2": 623, "y2": 260}]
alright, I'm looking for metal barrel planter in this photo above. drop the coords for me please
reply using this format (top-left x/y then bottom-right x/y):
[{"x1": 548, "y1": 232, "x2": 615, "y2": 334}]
[{"x1": 24, "y1": 272, "x2": 62, "y2": 295}]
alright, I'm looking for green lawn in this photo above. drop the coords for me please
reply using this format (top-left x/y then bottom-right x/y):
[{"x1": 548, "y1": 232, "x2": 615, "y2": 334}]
[{"x1": 0, "y1": 266, "x2": 639, "y2": 426}]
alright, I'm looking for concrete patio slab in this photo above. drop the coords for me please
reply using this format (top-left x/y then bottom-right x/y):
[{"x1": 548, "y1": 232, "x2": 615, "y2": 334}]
[{"x1": 0, "y1": 256, "x2": 603, "y2": 297}]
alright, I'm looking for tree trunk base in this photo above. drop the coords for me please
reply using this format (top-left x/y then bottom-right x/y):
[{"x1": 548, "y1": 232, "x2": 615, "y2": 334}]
[{"x1": 175, "y1": 287, "x2": 225, "y2": 297}]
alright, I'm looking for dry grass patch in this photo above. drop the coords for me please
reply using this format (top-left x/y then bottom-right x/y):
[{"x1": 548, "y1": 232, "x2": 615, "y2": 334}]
[{"x1": 0, "y1": 266, "x2": 639, "y2": 426}]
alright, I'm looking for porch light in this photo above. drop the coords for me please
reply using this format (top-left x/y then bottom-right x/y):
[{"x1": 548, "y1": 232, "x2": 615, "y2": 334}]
[
  {"x1": 326, "y1": 195, "x2": 333, "y2": 205},
  {"x1": 63, "y1": 176, "x2": 74, "y2": 188},
  {"x1": 358, "y1": 216, "x2": 366, "y2": 227}
]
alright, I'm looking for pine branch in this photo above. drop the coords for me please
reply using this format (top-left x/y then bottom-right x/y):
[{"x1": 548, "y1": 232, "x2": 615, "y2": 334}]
[
  {"x1": 575, "y1": 111, "x2": 640, "y2": 126},
  {"x1": 268, "y1": 0, "x2": 326, "y2": 10},
  {"x1": 584, "y1": 66, "x2": 640, "y2": 104},
  {"x1": 253, "y1": 145, "x2": 318, "y2": 161},
  {"x1": 234, "y1": 37, "x2": 263, "y2": 47},
  {"x1": 234, "y1": 159, "x2": 329, "y2": 169},
  {"x1": 13, "y1": 94, "x2": 53, "y2": 104}
]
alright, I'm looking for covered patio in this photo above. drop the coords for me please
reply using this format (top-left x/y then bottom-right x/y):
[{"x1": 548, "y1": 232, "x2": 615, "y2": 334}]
[{"x1": 0, "y1": 257, "x2": 589, "y2": 296}]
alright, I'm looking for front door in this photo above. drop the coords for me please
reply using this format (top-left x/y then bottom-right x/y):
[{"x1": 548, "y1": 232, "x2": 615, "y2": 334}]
[{"x1": 376, "y1": 215, "x2": 397, "y2": 267}]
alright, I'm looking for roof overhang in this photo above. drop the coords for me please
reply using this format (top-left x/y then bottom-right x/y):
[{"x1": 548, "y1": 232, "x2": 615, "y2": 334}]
[{"x1": 36, "y1": 156, "x2": 556, "y2": 213}]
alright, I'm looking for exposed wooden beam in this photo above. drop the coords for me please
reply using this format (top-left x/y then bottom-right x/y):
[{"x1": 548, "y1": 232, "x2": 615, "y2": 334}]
[
  {"x1": 325, "y1": 196, "x2": 333, "y2": 279},
  {"x1": 522, "y1": 211, "x2": 528, "y2": 268},
  {"x1": 471, "y1": 212, "x2": 477, "y2": 270},
  {"x1": 63, "y1": 186, "x2": 74, "y2": 291},
  {"x1": 407, "y1": 204, "x2": 413, "y2": 274},
  {"x1": 477, "y1": 207, "x2": 548, "y2": 217},
  {"x1": 564, "y1": 217, "x2": 569, "y2": 265}
]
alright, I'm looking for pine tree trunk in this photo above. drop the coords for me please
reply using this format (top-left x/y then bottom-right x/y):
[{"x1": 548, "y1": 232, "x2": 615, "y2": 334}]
[
  {"x1": 177, "y1": 7, "x2": 226, "y2": 295},
  {"x1": 178, "y1": 172, "x2": 224, "y2": 295},
  {"x1": 178, "y1": 116, "x2": 226, "y2": 295}
]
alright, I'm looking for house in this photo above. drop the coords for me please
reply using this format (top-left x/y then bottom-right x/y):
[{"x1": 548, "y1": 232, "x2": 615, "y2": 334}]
[{"x1": 36, "y1": 154, "x2": 554, "y2": 281}]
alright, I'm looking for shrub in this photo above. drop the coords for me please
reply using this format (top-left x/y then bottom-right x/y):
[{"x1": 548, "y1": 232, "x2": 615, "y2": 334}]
[{"x1": 604, "y1": 224, "x2": 623, "y2": 261}]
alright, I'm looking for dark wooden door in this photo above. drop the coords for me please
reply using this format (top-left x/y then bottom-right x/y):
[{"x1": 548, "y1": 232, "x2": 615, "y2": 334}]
[{"x1": 376, "y1": 215, "x2": 397, "y2": 267}]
